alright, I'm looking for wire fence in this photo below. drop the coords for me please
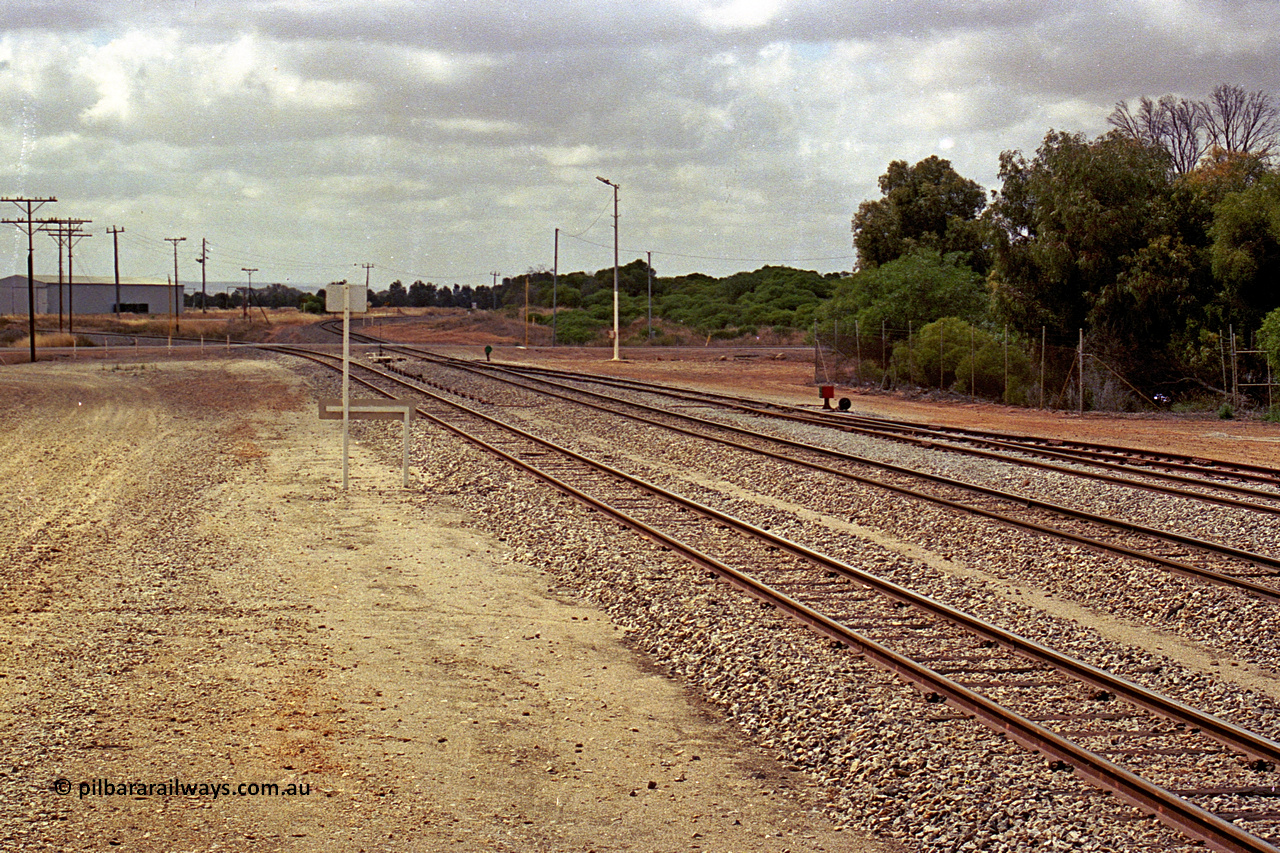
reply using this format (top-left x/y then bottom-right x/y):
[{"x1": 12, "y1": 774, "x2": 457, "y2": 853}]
[{"x1": 813, "y1": 322, "x2": 1278, "y2": 413}]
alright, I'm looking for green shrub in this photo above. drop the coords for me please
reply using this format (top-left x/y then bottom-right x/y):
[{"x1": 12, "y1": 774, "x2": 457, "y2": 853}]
[
  {"x1": 891, "y1": 317, "x2": 1033, "y2": 401},
  {"x1": 549, "y1": 310, "x2": 602, "y2": 344}
]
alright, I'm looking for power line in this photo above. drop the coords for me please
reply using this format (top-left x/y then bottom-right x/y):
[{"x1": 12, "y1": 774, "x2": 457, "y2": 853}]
[
  {"x1": 39, "y1": 218, "x2": 92, "y2": 333},
  {"x1": 2, "y1": 195, "x2": 57, "y2": 362},
  {"x1": 164, "y1": 236, "x2": 186, "y2": 333},
  {"x1": 107, "y1": 226, "x2": 124, "y2": 317},
  {"x1": 559, "y1": 230, "x2": 854, "y2": 266}
]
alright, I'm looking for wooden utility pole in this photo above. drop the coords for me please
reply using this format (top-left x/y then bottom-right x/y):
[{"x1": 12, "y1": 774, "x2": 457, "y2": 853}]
[
  {"x1": 2, "y1": 196, "x2": 56, "y2": 362},
  {"x1": 40, "y1": 219, "x2": 91, "y2": 334},
  {"x1": 552, "y1": 229, "x2": 558, "y2": 346},
  {"x1": 194, "y1": 237, "x2": 208, "y2": 312},
  {"x1": 1078, "y1": 328, "x2": 1085, "y2": 416},
  {"x1": 66, "y1": 226, "x2": 90, "y2": 335},
  {"x1": 241, "y1": 268, "x2": 257, "y2": 319},
  {"x1": 165, "y1": 237, "x2": 186, "y2": 333},
  {"x1": 107, "y1": 226, "x2": 124, "y2": 317},
  {"x1": 646, "y1": 250, "x2": 653, "y2": 340},
  {"x1": 358, "y1": 263, "x2": 374, "y2": 326}
]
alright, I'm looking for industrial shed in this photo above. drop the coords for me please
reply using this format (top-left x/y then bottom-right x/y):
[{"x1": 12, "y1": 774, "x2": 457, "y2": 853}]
[{"x1": 0, "y1": 275, "x2": 183, "y2": 317}]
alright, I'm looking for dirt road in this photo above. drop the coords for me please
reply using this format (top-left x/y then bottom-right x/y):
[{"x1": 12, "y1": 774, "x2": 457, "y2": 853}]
[{"x1": 0, "y1": 357, "x2": 891, "y2": 852}]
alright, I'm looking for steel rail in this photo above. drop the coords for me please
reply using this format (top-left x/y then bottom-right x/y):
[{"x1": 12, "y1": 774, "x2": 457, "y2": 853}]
[
  {"x1": 446, "y1": 351, "x2": 1280, "y2": 504},
  {"x1": 327, "y1": 328, "x2": 1280, "y2": 506},
  {"x1": 363, "y1": 348, "x2": 1280, "y2": 600},
  {"x1": 790, "y1": 408, "x2": 1280, "y2": 498},
  {"x1": 278, "y1": 343, "x2": 1280, "y2": 853},
  {"x1": 374, "y1": 339, "x2": 1280, "y2": 495},
  {"x1": 278, "y1": 344, "x2": 1280, "y2": 761},
  {"x1": 457, "y1": 354, "x2": 1280, "y2": 512}
]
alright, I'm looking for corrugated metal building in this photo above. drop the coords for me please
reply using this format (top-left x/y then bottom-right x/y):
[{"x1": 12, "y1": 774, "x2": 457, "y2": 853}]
[{"x1": 0, "y1": 275, "x2": 184, "y2": 316}]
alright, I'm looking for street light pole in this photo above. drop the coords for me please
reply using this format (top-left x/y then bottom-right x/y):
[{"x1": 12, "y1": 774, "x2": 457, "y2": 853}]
[
  {"x1": 552, "y1": 227, "x2": 559, "y2": 347},
  {"x1": 596, "y1": 176, "x2": 621, "y2": 361},
  {"x1": 646, "y1": 250, "x2": 653, "y2": 340}
]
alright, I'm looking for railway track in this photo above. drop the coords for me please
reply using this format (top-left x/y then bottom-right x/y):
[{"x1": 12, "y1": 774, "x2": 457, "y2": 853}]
[
  {"x1": 324, "y1": 342, "x2": 1280, "y2": 603},
  {"x1": 374, "y1": 342, "x2": 1280, "y2": 502},
  {"x1": 274, "y1": 343, "x2": 1280, "y2": 852}
]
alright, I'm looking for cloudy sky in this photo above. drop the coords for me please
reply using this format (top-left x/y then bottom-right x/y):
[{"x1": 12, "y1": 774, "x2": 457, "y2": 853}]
[{"x1": 2, "y1": 1, "x2": 1277, "y2": 292}]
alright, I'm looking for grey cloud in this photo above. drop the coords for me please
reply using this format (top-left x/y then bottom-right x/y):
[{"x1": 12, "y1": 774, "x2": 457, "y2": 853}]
[{"x1": 4, "y1": 0, "x2": 1279, "y2": 284}]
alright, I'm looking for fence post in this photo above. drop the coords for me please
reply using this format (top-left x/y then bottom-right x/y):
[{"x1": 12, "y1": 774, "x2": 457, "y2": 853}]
[
  {"x1": 970, "y1": 325, "x2": 976, "y2": 401},
  {"x1": 1220, "y1": 328, "x2": 1229, "y2": 402},
  {"x1": 1231, "y1": 325, "x2": 1239, "y2": 407},
  {"x1": 908, "y1": 321, "x2": 913, "y2": 386},
  {"x1": 1078, "y1": 328, "x2": 1084, "y2": 416},
  {"x1": 1003, "y1": 324, "x2": 1009, "y2": 405},
  {"x1": 1040, "y1": 326, "x2": 1047, "y2": 410},
  {"x1": 813, "y1": 318, "x2": 818, "y2": 384},
  {"x1": 881, "y1": 319, "x2": 888, "y2": 387},
  {"x1": 939, "y1": 324, "x2": 945, "y2": 392},
  {"x1": 854, "y1": 319, "x2": 861, "y2": 385}
]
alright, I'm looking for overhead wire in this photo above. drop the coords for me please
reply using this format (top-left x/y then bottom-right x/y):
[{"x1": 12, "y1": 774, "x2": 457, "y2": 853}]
[
  {"x1": 560, "y1": 231, "x2": 854, "y2": 268},
  {"x1": 26, "y1": 195, "x2": 852, "y2": 293}
]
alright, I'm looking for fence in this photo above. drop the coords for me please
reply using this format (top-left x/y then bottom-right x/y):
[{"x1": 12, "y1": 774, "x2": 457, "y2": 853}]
[{"x1": 813, "y1": 321, "x2": 1279, "y2": 413}]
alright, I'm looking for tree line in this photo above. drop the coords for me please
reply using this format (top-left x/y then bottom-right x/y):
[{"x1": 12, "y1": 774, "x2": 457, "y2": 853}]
[{"x1": 822, "y1": 82, "x2": 1280, "y2": 409}]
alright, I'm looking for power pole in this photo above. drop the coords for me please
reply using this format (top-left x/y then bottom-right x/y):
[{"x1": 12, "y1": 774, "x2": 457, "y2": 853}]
[
  {"x1": 107, "y1": 226, "x2": 124, "y2": 317},
  {"x1": 596, "y1": 176, "x2": 621, "y2": 361},
  {"x1": 2, "y1": 196, "x2": 57, "y2": 363},
  {"x1": 54, "y1": 222, "x2": 65, "y2": 332},
  {"x1": 241, "y1": 268, "x2": 257, "y2": 319},
  {"x1": 165, "y1": 237, "x2": 186, "y2": 334},
  {"x1": 357, "y1": 264, "x2": 374, "y2": 327},
  {"x1": 40, "y1": 219, "x2": 91, "y2": 335},
  {"x1": 65, "y1": 226, "x2": 90, "y2": 335},
  {"x1": 491, "y1": 271, "x2": 500, "y2": 308},
  {"x1": 194, "y1": 238, "x2": 208, "y2": 313},
  {"x1": 552, "y1": 228, "x2": 559, "y2": 346},
  {"x1": 646, "y1": 250, "x2": 653, "y2": 340}
]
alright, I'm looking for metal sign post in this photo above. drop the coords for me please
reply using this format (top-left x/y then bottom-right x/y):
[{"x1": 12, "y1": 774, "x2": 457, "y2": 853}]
[
  {"x1": 342, "y1": 284, "x2": 350, "y2": 489},
  {"x1": 319, "y1": 398, "x2": 415, "y2": 487},
  {"x1": 325, "y1": 283, "x2": 368, "y2": 490}
]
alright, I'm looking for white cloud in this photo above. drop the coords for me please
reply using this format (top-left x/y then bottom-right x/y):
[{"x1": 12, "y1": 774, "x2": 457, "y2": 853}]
[
  {"x1": 0, "y1": 1, "x2": 1277, "y2": 284},
  {"x1": 699, "y1": 0, "x2": 787, "y2": 31}
]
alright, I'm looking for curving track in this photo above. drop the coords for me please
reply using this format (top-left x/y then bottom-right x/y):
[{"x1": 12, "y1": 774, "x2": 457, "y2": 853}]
[
  {"x1": 328, "y1": 336, "x2": 1280, "y2": 604},
  {"x1": 270, "y1": 339, "x2": 1280, "y2": 852}
]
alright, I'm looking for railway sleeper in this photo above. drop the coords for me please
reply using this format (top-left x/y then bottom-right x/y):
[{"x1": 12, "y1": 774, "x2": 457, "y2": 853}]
[
  {"x1": 1094, "y1": 746, "x2": 1225, "y2": 757},
  {"x1": 1178, "y1": 785, "x2": 1280, "y2": 797},
  {"x1": 1059, "y1": 728, "x2": 1204, "y2": 741},
  {"x1": 950, "y1": 678, "x2": 1062, "y2": 689}
]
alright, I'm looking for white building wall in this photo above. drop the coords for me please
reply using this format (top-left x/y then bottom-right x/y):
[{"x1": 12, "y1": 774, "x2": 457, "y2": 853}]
[{"x1": 0, "y1": 276, "x2": 181, "y2": 316}]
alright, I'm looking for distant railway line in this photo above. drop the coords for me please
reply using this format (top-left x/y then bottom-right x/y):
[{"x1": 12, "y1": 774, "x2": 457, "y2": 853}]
[{"x1": 309, "y1": 329, "x2": 1280, "y2": 603}]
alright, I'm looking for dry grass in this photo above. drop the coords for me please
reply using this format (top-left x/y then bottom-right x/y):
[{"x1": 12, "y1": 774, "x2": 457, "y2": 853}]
[
  {"x1": 9, "y1": 332, "x2": 89, "y2": 349},
  {"x1": 0, "y1": 310, "x2": 330, "y2": 344}
]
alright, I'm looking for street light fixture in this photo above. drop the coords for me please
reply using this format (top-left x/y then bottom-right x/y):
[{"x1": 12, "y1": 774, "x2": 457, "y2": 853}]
[{"x1": 596, "y1": 176, "x2": 621, "y2": 361}]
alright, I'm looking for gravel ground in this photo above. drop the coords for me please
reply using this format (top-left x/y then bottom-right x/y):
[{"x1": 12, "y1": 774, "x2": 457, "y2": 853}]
[
  {"x1": 1, "y1": 355, "x2": 897, "y2": 853},
  {"x1": 430, "y1": 364, "x2": 1280, "y2": 710},
  {"x1": 328, "y1": 357, "x2": 1279, "y2": 851},
  {"x1": 11, "y1": 346, "x2": 1274, "y2": 852}
]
